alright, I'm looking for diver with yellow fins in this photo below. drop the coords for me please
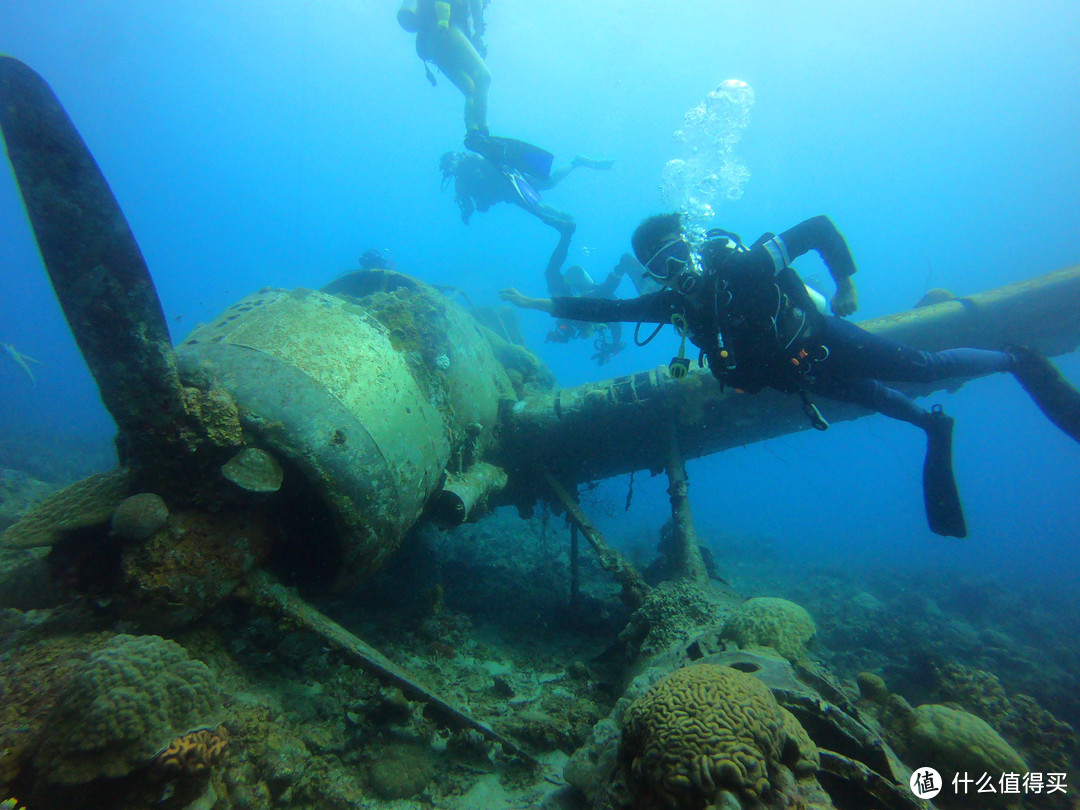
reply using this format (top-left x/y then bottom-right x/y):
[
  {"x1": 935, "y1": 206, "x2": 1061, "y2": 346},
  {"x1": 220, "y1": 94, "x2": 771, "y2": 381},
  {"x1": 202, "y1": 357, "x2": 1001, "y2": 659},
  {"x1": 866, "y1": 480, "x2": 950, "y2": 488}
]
[
  {"x1": 396, "y1": 0, "x2": 546, "y2": 162},
  {"x1": 398, "y1": 0, "x2": 490, "y2": 144},
  {"x1": 399, "y1": 0, "x2": 594, "y2": 288}
]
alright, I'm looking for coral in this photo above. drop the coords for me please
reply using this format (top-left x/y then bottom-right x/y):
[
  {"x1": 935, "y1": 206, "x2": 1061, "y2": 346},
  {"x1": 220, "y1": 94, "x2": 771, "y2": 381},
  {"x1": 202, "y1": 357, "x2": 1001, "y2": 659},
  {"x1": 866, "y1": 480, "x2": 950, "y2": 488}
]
[
  {"x1": 366, "y1": 743, "x2": 437, "y2": 799},
  {"x1": 220, "y1": 447, "x2": 283, "y2": 493},
  {"x1": 153, "y1": 724, "x2": 229, "y2": 776},
  {"x1": 930, "y1": 663, "x2": 1080, "y2": 785},
  {"x1": 619, "y1": 663, "x2": 817, "y2": 807},
  {"x1": 181, "y1": 385, "x2": 243, "y2": 448},
  {"x1": 0, "y1": 469, "x2": 129, "y2": 548},
  {"x1": 856, "y1": 671, "x2": 889, "y2": 703},
  {"x1": 33, "y1": 634, "x2": 223, "y2": 785},
  {"x1": 118, "y1": 509, "x2": 273, "y2": 629},
  {"x1": 778, "y1": 706, "x2": 820, "y2": 776},
  {"x1": 906, "y1": 703, "x2": 1028, "y2": 780},
  {"x1": 617, "y1": 580, "x2": 726, "y2": 660},
  {"x1": 721, "y1": 596, "x2": 816, "y2": 662},
  {"x1": 110, "y1": 492, "x2": 169, "y2": 541},
  {"x1": 0, "y1": 468, "x2": 55, "y2": 536}
]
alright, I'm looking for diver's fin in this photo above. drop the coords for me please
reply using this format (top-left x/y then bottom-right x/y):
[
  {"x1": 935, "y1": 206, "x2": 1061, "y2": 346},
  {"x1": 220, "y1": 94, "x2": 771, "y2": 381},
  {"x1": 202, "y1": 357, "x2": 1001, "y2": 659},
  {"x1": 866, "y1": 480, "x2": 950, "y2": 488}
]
[
  {"x1": 571, "y1": 155, "x2": 615, "y2": 171},
  {"x1": 923, "y1": 406, "x2": 967, "y2": 538},
  {"x1": 1011, "y1": 347, "x2": 1080, "y2": 443},
  {"x1": 503, "y1": 167, "x2": 541, "y2": 210},
  {"x1": 468, "y1": 133, "x2": 554, "y2": 179}
]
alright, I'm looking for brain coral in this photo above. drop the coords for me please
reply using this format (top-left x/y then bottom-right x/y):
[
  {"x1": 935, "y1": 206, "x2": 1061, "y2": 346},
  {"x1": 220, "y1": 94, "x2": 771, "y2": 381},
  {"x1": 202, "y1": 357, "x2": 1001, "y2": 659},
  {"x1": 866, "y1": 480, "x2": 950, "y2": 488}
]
[
  {"x1": 619, "y1": 663, "x2": 817, "y2": 807},
  {"x1": 908, "y1": 704, "x2": 1028, "y2": 780},
  {"x1": 33, "y1": 634, "x2": 222, "y2": 785},
  {"x1": 721, "y1": 597, "x2": 816, "y2": 662}
]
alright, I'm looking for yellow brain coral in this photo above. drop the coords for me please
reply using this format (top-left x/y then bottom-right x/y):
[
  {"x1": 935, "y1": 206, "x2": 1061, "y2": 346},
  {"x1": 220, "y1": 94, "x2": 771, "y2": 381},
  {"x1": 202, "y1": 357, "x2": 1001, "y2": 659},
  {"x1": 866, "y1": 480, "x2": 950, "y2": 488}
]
[
  {"x1": 620, "y1": 663, "x2": 817, "y2": 807},
  {"x1": 153, "y1": 725, "x2": 229, "y2": 776},
  {"x1": 721, "y1": 596, "x2": 816, "y2": 662}
]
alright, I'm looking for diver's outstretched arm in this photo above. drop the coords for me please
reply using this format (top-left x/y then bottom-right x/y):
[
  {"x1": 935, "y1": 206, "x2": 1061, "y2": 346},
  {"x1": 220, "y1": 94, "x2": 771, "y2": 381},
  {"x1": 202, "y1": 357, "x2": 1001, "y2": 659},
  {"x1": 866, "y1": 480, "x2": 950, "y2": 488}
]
[{"x1": 500, "y1": 288, "x2": 553, "y2": 313}]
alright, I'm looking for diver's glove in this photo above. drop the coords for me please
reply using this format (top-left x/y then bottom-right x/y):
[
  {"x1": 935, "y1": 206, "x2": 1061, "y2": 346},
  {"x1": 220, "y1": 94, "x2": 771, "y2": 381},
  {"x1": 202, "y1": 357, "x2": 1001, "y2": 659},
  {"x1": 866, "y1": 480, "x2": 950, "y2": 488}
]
[{"x1": 831, "y1": 276, "x2": 858, "y2": 317}]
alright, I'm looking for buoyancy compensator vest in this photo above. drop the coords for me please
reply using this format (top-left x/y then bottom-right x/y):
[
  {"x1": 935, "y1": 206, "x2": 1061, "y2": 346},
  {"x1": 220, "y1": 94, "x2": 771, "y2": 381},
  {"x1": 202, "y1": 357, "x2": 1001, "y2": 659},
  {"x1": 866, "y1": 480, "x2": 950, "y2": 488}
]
[{"x1": 696, "y1": 229, "x2": 827, "y2": 395}]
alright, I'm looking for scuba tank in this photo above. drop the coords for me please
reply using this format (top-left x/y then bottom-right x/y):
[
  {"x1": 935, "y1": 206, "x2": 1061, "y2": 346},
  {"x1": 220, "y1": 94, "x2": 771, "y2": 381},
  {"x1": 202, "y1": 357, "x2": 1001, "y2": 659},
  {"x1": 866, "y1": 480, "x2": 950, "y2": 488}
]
[{"x1": 398, "y1": 0, "x2": 422, "y2": 32}]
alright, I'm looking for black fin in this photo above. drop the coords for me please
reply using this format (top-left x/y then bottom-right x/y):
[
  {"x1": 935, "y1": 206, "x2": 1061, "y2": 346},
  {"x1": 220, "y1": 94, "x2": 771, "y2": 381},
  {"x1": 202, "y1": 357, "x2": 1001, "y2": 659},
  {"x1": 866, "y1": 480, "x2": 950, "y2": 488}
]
[
  {"x1": 468, "y1": 134, "x2": 554, "y2": 179},
  {"x1": 923, "y1": 407, "x2": 967, "y2": 538},
  {"x1": 1011, "y1": 347, "x2": 1080, "y2": 443}
]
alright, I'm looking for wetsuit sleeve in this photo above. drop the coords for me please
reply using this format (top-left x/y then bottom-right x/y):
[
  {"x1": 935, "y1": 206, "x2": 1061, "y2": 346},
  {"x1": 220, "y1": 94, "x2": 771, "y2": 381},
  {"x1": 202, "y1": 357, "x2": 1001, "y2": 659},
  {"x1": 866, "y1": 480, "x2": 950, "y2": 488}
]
[
  {"x1": 544, "y1": 231, "x2": 574, "y2": 298},
  {"x1": 743, "y1": 215, "x2": 857, "y2": 282},
  {"x1": 550, "y1": 291, "x2": 676, "y2": 324}
]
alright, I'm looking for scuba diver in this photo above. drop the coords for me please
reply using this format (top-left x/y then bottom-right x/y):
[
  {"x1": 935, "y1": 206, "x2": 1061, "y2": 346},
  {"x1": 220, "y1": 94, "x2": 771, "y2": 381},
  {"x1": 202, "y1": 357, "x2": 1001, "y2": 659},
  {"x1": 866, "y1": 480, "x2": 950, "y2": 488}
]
[
  {"x1": 358, "y1": 248, "x2": 394, "y2": 271},
  {"x1": 441, "y1": 149, "x2": 574, "y2": 236},
  {"x1": 500, "y1": 211, "x2": 1080, "y2": 538},
  {"x1": 319, "y1": 249, "x2": 396, "y2": 298},
  {"x1": 441, "y1": 148, "x2": 613, "y2": 296},
  {"x1": 545, "y1": 252, "x2": 628, "y2": 365},
  {"x1": 440, "y1": 149, "x2": 612, "y2": 233},
  {"x1": 398, "y1": 0, "x2": 490, "y2": 144}
]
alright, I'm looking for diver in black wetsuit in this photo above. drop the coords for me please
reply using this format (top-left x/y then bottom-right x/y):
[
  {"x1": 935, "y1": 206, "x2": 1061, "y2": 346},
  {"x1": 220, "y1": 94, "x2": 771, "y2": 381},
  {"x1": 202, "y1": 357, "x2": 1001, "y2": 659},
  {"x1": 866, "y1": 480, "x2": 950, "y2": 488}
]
[
  {"x1": 543, "y1": 242, "x2": 627, "y2": 364},
  {"x1": 442, "y1": 149, "x2": 613, "y2": 297},
  {"x1": 500, "y1": 212, "x2": 1080, "y2": 537},
  {"x1": 440, "y1": 150, "x2": 577, "y2": 236}
]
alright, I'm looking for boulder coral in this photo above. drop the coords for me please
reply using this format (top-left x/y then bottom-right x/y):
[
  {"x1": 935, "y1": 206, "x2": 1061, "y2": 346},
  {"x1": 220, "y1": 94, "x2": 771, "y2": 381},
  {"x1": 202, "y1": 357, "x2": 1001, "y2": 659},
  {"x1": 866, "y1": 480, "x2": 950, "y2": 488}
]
[
  {"x1": 721, "y1": 596, "x2": 816, "y2": 662},
  {"x1": 110, "y1": 492, "x2": 169, "y2": 541},
  {"x1": 618, "y1": 663, "x2": 818, "y2": 807},
  {"x1": 32, "y1": 634, "x2": 223, "y2": 786},
  {"x1": 906, "y1": 703, "x2": 1028, "y2": 782}
]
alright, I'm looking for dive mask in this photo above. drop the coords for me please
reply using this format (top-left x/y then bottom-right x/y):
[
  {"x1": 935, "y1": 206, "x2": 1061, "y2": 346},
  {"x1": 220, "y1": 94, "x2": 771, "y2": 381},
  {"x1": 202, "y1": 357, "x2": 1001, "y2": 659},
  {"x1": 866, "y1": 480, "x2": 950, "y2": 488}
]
[{"x1": 643, "y1": 237, "x2": 693, "y2": 283}]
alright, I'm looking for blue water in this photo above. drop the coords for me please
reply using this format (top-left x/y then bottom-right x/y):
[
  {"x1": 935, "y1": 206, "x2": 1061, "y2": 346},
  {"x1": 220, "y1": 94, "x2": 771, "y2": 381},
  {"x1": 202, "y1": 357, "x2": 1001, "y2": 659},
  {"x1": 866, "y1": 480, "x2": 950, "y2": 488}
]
[{"x1": 2, "y1": 2, "x2": 1079, "y2": 593}]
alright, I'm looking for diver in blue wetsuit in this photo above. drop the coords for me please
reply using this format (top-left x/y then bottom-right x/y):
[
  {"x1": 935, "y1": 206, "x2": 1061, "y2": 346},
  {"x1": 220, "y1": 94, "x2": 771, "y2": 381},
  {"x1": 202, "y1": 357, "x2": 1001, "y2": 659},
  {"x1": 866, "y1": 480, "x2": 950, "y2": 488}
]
[{"x1": 500, "y1": 211, "x2": 1080, "y2": 538}]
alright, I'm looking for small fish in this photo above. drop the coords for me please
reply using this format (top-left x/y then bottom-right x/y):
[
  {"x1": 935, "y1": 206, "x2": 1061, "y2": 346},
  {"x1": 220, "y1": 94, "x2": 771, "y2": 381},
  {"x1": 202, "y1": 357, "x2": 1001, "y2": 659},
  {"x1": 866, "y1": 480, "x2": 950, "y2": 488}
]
[{"x1": 1, "y1": 342, "x2": 41, "y2": 385}]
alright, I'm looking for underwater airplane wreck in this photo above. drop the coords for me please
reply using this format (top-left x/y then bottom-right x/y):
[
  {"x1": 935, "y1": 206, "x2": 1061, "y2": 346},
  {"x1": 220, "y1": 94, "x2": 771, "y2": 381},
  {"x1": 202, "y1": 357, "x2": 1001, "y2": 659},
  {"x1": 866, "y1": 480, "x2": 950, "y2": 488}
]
[{"x1": 2, "y1": 55, "x2": 1080, "y2": 809}]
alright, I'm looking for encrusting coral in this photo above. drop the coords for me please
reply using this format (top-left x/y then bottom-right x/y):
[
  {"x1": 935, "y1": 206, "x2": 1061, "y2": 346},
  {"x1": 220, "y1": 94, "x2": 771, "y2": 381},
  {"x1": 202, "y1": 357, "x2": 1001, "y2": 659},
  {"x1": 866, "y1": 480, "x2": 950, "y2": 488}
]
[
  {"x1": 0, "y1": 469, "x2": 129, "y2": 548},
  {"x1": 618, "y1": 663, "x2": 818, "y2": 807}
]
